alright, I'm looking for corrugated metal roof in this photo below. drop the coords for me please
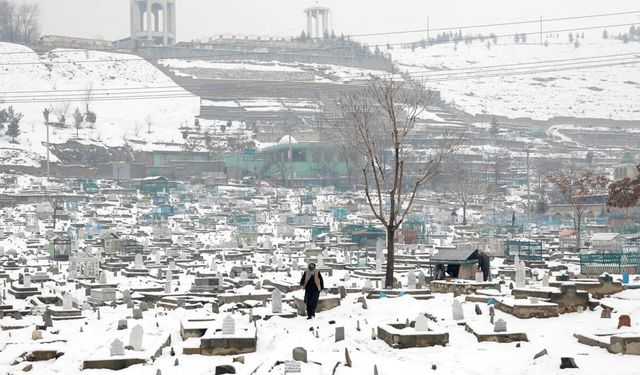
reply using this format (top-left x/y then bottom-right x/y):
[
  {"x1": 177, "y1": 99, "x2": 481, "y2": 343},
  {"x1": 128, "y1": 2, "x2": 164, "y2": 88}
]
[{"x1": 431, "y1": 248, "x2": 479, "y2": 262}]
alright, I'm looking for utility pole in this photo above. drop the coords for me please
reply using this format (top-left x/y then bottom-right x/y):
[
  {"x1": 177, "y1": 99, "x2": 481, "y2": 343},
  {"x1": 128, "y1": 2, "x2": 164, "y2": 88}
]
[
  {"x1": 526, "y1": 147, "x2": 531, "y2": 223},
  {"x1": 43, "y1": 108, "x2": 51, "y2": 179},
  {"x1": 540, "y1": 16, "x2": 543, "y2": 45}
]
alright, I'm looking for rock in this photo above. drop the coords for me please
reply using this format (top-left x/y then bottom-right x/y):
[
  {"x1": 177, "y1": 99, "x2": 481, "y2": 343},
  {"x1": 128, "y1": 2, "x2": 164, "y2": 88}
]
[
  {"x1": 328, "y1": 320, "x2": 336, "y2": 325},
  {"x1": 509, "y1": 282, "x2": 514, "y2": 290},
  {"x1": 232, "y1": 356, "x2": 244, "y2": 364},
  {"x1": 432, "y1": 364, "x2": 437, "y2": 370},
  {"x1": 31, "y1": 330, "x2": 43, "y2": 340},
  {"x1": 475, "y1": 304, "x2": 482, "y2": 315},
  {"x1": 117, "y1": 319, "x2": 128, "y2": 330},
  {"x1": 293, "y1": 347, "x2": 307, "y2": 363},
  {"x1": 174, "y1": 359, "x2": 179, "y2": 366},
  {"x1": 560, "y1": 357, "x2": 578, "y2": 369},
  {"x1": 618, "y1": 315, "x2": 631, "y2": 329},
  {"x1": 345, "y1": 348, "x2": 352, "y2": 368},
  {"x1": 534, "y1": 349, "x2": 548, "y2": 360},
  {"x1": 22, "y1": 364, "x2": 33, "y2": 372},
  {"x1": 215, "y1": 365, "x2": 236, "y2": 375},
  {"x1": 516, "y1": 343, "x2": 521, "y2": 348}
]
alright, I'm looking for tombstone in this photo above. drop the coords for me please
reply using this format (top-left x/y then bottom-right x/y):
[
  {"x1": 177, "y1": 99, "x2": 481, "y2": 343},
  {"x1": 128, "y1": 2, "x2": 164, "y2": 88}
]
[
  {"x1": 110, "y1": 339, "x2": 125, "y2": 356},
  {"x1": 417, "y1": 271, "x2": 426, "y2": 288},
  {"x1": 475, "y1": 270, "x2": 484, "y2": 282},
  {"x1": 23, "y1": 274, "x2": 31, "y2": 288},
  {"x1": 475, "y1": 304, "x2": 482, "y2": 315},
  {"x1": 129, "y1": 324, "x2": 143, "y2": 351},
  {"x1": 154, "y1": 251, "x2": 161, "y2": 266},
  {"x1": 542, "y1": 272, "x2": 549, "y2": 287},
  {"x1": 140, "y1": 302, "x2": 149, "y2": 312},
  {"x1": 618, "y1": 315, "x2": 631, "y2": 329},
  {"x1": 12, "y1": 311, "x2": 22, "y2": 320},
  {"x1": 375, "y1": 238, "x2": 384, "y2": 273},
  {"x1": 515, "y1": 260, "x2": 526, "y2": 288},
  {"x1": 529, "y1": 297, "x2": 540, "y2": 304},
  {"x1": 132, "y1": 308, "x2": 143, "y2": 319},
  {"x1": 271, "y1": 289, "x2": 283, "y2": 314},
  {"x1": 494, "y1": 318, "x2": 507, "y2": 333},
  {"x1": 99, "y1": 271, "x2": 107, "y2": 284},
  {"x1": 338, "y1": 286, "x2": 346, "y2": 299},
  {"x1": 292, "y1": 347, "x2": 307, "y2": 363},
  {"x1": 600, "y1": 308, "x2": 611, "y2": 319},
  {"x1": 292, "y1": 258, "x2": 299, "y2": 271},
  {"x1": 489, "y1": 306, "x2": 495, "y2": 324},
  {"x1": 117, "y1": 319, "x2": 128, "y2": 330},
  {"x1": 240, "y1": 271, "x2": 249, "y2": 280},
  {"x1": 415, "y1": 314, "x2": 429, "y2": 331},
  {"x1": 277, "y1": 257, "x2": 284, "y2": 270},
  {"x1": 452, "y1": 299, "x2": 464, "y2": 321},
  {"x1": 43, "y1": 310, "x2": 53, "y2": 328},
  {"x1": 176, "y1": 298, "x2": 185, "y2": 308},
  {"x1": 560, "y1": 357, "x2": 578, "y2": 369},
  {"x1": 63, "y1": 293, "x2": 73, "y2": 310},
  {"x1": 134, "y1": 254, "x2": 144, "y2": 269},
  {"x1": 407, "y1": 270, "x2": 416, "y2": 289},
  {"x1": 364, "y1": 279, "x2": 373, "y2": 290},
  {"x1": 317, "y1": 254, "x2": 324, "y2": 268},
  {"x1": 343, "y1": 273, "x2": 350, "y2": 282},
  {"x1": 335, "y1": 326, "x2": 345, "y2": 342},
  {"x1": 222, "y1": 315, "x2": 235, "y2": 335},
  {"x1": 123, "y1": 289, "x2": 132, "y2": 304},
  {"x1": 31, "y1": 330, "x2": 43, "y2": 340}
]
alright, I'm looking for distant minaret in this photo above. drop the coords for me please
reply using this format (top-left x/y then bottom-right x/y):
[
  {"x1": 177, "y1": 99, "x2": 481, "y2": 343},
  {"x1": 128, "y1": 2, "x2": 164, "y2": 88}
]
[{"x1": 130, "y1": 0, "x2": 176, "y2": 46}]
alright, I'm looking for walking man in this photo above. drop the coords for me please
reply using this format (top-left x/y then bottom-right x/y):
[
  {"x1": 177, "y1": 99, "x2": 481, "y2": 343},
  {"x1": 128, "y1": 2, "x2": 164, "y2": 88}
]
[{"x1": 300, "y1": 262, "x2": 324, "y2": 319}]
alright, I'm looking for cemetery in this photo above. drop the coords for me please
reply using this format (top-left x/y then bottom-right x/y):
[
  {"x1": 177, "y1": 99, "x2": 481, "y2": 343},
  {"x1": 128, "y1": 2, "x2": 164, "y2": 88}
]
[{"x1": 0, "y1": 175, "x2": 640, "y2": 375}]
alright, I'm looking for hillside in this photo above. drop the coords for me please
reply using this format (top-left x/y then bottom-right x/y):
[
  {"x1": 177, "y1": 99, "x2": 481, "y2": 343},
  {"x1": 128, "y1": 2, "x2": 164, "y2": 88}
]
[
  {"x1": 0, "y1": 43, "x2": 200, "y2": 166},
  {"x1": 387, "y1": 38, "x2": 640, "y2": 121}
]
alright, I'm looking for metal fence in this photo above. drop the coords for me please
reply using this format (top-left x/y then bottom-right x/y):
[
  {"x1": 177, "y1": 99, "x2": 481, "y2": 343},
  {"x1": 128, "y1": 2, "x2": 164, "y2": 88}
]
[{"x1": 580, "y1": 252, "x2": 640, "y2": 275}]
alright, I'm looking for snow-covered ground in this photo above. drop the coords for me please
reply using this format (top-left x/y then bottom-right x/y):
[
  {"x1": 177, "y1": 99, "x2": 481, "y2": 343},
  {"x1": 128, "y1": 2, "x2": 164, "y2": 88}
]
[
  {"x1": 387, "y1": 38, "x2": 640, "y2": 121},
  {"x1": 0, "y1": 43, "x2": 200, "y2": 166}
]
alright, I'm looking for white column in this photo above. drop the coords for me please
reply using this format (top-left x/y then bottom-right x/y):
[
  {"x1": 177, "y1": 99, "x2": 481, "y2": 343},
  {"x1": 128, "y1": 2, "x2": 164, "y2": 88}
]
[
  {"x1": 146, "y1": 0, "x2": 152, "y2": 41},
  {"x1": 163, "y1": 2, "x2": 168, "y2": 45},
  {"x1": 307, "y1": 11, "x2": 312, "y2": 38},
  {"x1": 322, "y1": 11, "x2": 329, "y2": 37},
  {"x1": 315, "y1": 11, "x2": 320, "y2": 39}
]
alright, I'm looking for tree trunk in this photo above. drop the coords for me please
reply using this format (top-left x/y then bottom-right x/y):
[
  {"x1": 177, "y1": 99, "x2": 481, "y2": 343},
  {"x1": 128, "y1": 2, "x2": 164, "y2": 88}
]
[
  {"x1": 462, "y1": 204, "x2": 467, "y2": 225},
  {"x1": 385, "y1": 226, "x2": 395, "y2": 288},
  {"x1": 575, "y1": 216, "x2": 581, "y2": 251}
]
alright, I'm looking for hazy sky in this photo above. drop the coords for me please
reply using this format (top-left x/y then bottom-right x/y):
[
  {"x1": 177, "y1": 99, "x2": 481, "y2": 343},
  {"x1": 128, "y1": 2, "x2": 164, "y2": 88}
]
[{"x1": 24, "y1": 0, "x2": 640, "y2": 44}]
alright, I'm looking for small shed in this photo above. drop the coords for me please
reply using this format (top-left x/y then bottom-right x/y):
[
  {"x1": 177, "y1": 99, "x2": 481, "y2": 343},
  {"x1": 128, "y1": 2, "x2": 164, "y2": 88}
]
[
  {"x1": 49, "y1": 235, "x2": 72, "y2": 261},
  {"x1": 430, "y1": 248, "x2": 479, "y2": 280}
]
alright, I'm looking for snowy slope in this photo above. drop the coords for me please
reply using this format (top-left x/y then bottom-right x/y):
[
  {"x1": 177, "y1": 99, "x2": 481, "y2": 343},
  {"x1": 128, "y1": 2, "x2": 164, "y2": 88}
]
[
  {"x1": 387, "y1": 39, "x2": 640, "y2": 121},
  {"x1": 0, "y1": 43, "x2": 200, "y2": 166}
]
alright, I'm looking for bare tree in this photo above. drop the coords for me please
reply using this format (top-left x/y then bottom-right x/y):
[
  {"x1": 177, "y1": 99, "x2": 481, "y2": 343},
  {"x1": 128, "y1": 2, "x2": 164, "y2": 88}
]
[
  {"x1": 441, "y1": 160, "x2": 487, "y2": 225},
  {"x1": 337, "y1": 76, "x2": 461, "y2": 287},
  {"x1": 0, "y1": 1, "x2": 39, "y2": 43},
  {"x1": 51, "y1": 102, "x2": 70, "y2": 127},
  {"x1": 548, "y1": 171, "x2": 609, "y2": 251}
]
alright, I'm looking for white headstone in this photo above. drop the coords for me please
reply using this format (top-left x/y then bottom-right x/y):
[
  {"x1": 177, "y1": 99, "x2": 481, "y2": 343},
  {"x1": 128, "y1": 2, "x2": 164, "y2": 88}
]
[
  {"x1": 407, "y1": 270, "x2": 416, "y2": 289},
  {"x1": 23, "y1": 274, "x2": 31, "y2": 288},
  {"x1": 63, "y1": 293, "x2": 73, "y2": 310},
  {"x1": 110, "y1": 339, "x2": 125, "y2": 356},
  {"x1": 529, "y1": 297, "x2": 540, "y2": 304},
  {"x1": 542, "y1": 272, "x2": 549, "y2": 287},
  {"x1": 475, "y1": 270, "x2": 484, "y2": 282},
  {"x1": 68, "y1": 262, "x2": 77, "y2": 280},
  {"x1": 343, "y1": 273, "x2": 351, "y2": 282},
  {"x1": 99, "y1": 271, "x2": 107, "y2": 284},
  {"x1": 129, "y1": 324, "x2": 143, "y2": 351},
  {"x1": 0, "y1": 247, "x2": 4, "y2": 256},
  {"x1": 154, "y1": 251, "x2": 161, "y2": 266},
  {"x1": 222, "y1": 315, "x2": 235, "y2": 335},
  {"x1": 166, "y1": 269, "x2": 173, "y2": 282},
  {"x1": 277, "y1": 257, "x2": 284, "y2": 270},
  {"x1": 271, "y1": 289, "x2": 283, "y2": 314},
  {"x1": 292, "y1": 258, "x2": 299, "y2": 271},
  {"x1": 415, "y1": 314, "x2": 429, "y2": 331},
  {"x1": 240, "y1": 271, "x2": 249, "y2": 279},
  {"x1": 317, "y1": 254, "x2": 324, "y2": 267},
  {"x1": 134, "y1": 254, "x2": 144, "y2": 269},
  {"x1": 364, "y1": 279, "x2": 373, "y2": 290},
  {"x1": 494, "y1": 318, "x2": 507, "y2": 333},
  {"x1": 375, "y1": 238, "x2": 384, "y2": 273},
  {"x1": 452, "y1": 299, "x2": 464, "y2": 320},
  {"x1": 164, "y1": 281, "x2": 171, "y2": 294},
  {"x1": 515, "y1": 260, "x2": 526, "y2": 288},
  {"x1": 210, "y1": 259, "x2": 218, "y2": 272}
]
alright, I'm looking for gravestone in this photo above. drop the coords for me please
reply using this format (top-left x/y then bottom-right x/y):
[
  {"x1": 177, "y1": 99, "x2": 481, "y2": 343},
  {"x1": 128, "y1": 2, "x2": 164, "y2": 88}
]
[
  {"x1": 494, "y1": 318, "x2": 507, "y2": 333},
  {"x1": 132, "y1": 308, "x2": 142, "y2": 319},
  {"x1": 417, "y1": 271, "x2": 426, "y2": 287},
  {"x1": 140, "y1": 302, "x2": 149, "y2": 312},
  {"x1": 375, "y1": 238, "x2": 384, "y2": 273},
  {"x1": 415, "y1": 314, "x2": 429, "y2": 331},
  {"x1": 31, "y1": 330, "x2": 43, "y2": 340},
  {"x1": 155, "y1": 251, "x2": 161, "y2": 266},
  {"x1": 475, "y1": 304, "x2": 482, "y2": 315},
  {"x1": 407, "y1": 270, "x2": 416, "y2": 289},
  {"x1": 489, "y1": 306, "x2": 495, "y2": 324},
  {"x1": 292, "y1": 347, "x2": 307, "y2": 363},
  {"x1": 618, "y1": 315, "x2": 631, "y2": 329},
  {"x1": 99, "y1": 271, "x2": 107, "y2": 284},
  {"x1": 271, "y1": 289, "x2": 283, "y2": 314},
  {"x1": 43, "y1": 311, "x2": 52, "y2": 328},
  {"x1": 343, "y1": 273, "x2": 350, "y2": 282},
  {"x1": 123, "y1": 289, "x2": 132, "y2": 304},
  {"x1": 601, "y1": 308, "x2": 611, "y2": 319},
  {"x1": 542, "y1": 272, "x2": 549, "y2": 287},
  {"x1": 134, "y1": 254, "x2": 144, "y2": 269},
  {"x1": 292, "y1": 258, "x2": 299, "y2": 270},
  {"x1": 23, "y1": 274, "x2": 31, "y2": 288},
  {"x1": 364, "y1": 279, "x2": 373, "y2": 290},
  {"x1": 335, "y1": 326, "x2": 345, "y2": 342},
  {"x1": 452, "y1": 299, "x2": 464, "y2": 321},
  {"x1": 222, "y1": 315, "x2": 235, "y2": 335},
  {"x1": 110, "y1": 339, "x2": 125, "y2": 356},
  {"x1": 63, "y1": 293, "x2": 73, "y2": 310},
  {"x1": 529, "y1": 297, "x2": 539, "y2": 304},
  {"x1": 129, "y1": 324, "x2": 143, "y2": 351},
  {"x1": 117, "y1": 319, "x2": 128, "y2": 330},
  {"x1": 475, "y1": 271, "x2": 484, "y2": 282},
  {"x1": 240, "y1": 271, "x2": 249, "y2": 280},
  {"x1": 515, "y1": 259, "x2": 526, "y2": 288}
]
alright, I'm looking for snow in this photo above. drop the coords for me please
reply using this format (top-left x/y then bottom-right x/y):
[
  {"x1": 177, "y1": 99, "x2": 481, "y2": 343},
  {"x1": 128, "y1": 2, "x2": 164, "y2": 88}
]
[
  {"x1": 0, "y1": 43, "x2": 200, "y2": 166},
  {"x1": 387, "y1": 39, "x2": 640, "y2": 120}
]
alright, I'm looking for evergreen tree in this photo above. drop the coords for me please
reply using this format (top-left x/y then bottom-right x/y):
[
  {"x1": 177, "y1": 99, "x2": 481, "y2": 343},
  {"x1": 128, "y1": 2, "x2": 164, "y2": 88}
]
[
  {"x1": 6, "y1": 113, "x2": 22, "y2": 143},
  {"x1": 521, "y1": 33, "x2": 527, "y2": 43},
  {"x1": 514, "y1": 33, "x2": 521, "y2": 44},
  {"x1": 73, "y1": 107, "x2": 83, "y2": 139},
  {"x1": 602, "y1": 29, "x2": 609, "y2": 39},
  {"x1": 568, "y1": 32, "x2": 574, "y2": 43},
  {"x1": 489, "y1": 117, "x2": 500, "y2": 135}
]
